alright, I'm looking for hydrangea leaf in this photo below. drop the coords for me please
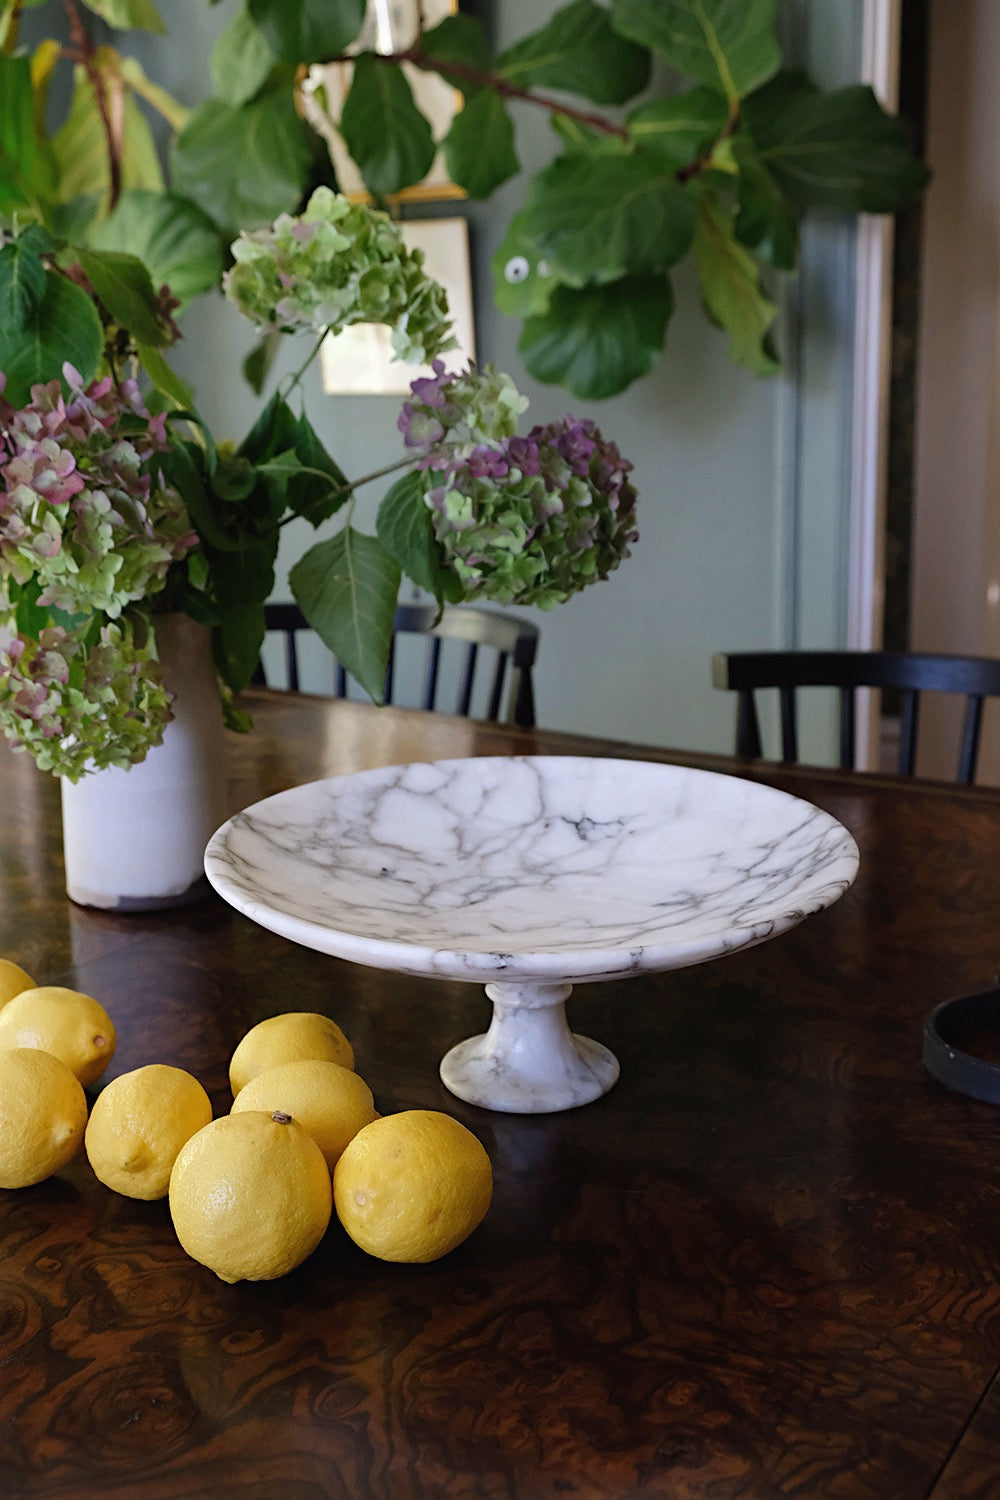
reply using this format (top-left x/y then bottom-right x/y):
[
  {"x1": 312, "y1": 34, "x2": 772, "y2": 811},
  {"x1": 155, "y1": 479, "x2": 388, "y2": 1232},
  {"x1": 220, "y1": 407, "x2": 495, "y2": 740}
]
[
  {"x1": 284, "y1": 412, "x2": 350, "y2": 526},
  {"x1": 742, "y1": 72, "x2": 932, "y2": 214},
  {"x1": 443, "y1": 89, "x2": 518, "y2": 200},
  {"x1": 377, "y1": 470, "x2": 463, "y2": 604},
  {"x1": 0, "y1": 271, "x2": 102, "y2": 406},
  {"x1": 610, "y1": 0, "x2": 780, "y2": 104},
  {"x1": 692, "y1": 191, "x2": 779, "y2": 374},
  {"x1": 135, "y1": 342, "x2": 194, "y2": 410},
  {"x1": 210, "y1": 7, "x2": 274, "y2": 107},
  {"x1": 522, "y1": 152, "x2": 696, "y2": 285},
  {"x1": 290, "y1": 528, "x2": 401, "y2": 704},
  {"x1": 626, "y1": 85, "x2": 728, "y2": 170},
  {"x1": 171, "y1": 91, "x2": 314, "y2": 234},
  {"x1": 491, "y1": 210, "x2": 561, "y2": 319},
  {"x1": 499, "y1": 0, "x2": 650, "y2": 105},
  {"x1": 89, "y1": 190, "x2": 224, "y2": 307},
  {"x1": 340, "y1": 55, "x2": 436, "y2": 199},
  {"x1": 0, "y1": 55, "x2": 35, "y2": 212},
  {"x1": 76, "y1": 247, "x2": 170, "y2": 347},
  {"x1": 213, "y1": 600, "x2": 268, "y2": 696},
  {"x1": 248, "y1": 0, "x2": 366, "y2": 65},
  {"x1": 0, "y1": 238, "x2": 47, "y2": 331},
  {"x1": 519, "y1": 276, "x2": 673, "y2": 399}
]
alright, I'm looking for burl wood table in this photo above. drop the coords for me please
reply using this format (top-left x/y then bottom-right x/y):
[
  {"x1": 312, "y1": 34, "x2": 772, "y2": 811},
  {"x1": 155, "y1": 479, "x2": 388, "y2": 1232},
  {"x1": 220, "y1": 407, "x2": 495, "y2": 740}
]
[{"x1": 2, "y1": 689, "x2": 1000, "y2": 1499}]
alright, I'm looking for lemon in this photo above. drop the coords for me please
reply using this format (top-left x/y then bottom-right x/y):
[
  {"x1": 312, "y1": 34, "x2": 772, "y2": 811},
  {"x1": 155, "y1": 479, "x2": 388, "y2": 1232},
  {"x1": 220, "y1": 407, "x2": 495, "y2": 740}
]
[
  {"x1": 333, "y1": 1110, "x2": 492, "y2": 1264},
  {"x1": 229, "y1": 1012, "x2": 354, "y2": 1096},
  {"x1": 169, "y1": 1110, "x2": 332, "y2": 1282},
  {"x1": 0, "y1": 1048, "x2": 88, "y2": 1188},
  {"x1": 0, "y1": 959, "x2": 35, "y2": 1010},
  {"x1": 85, "y1": 1065, "x2": 213, "y2": 1200},
  {"x1": 0, "y1": 985, "x2": 116, "y2": 1085},
  {"x1": 231, "y1": 1059, "x2": 378, "y2": 1171}
]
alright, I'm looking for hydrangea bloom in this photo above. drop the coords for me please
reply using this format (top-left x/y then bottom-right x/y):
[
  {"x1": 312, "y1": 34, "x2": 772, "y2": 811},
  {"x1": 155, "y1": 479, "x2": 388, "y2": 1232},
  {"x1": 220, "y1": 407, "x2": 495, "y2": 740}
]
[
  {"x1": 223, "y1": 187, "x2": 455, "y2": 366},
  {"x1": 0, "y1": 368, "x2": 196, "y2": 619},
  {"x1": 0, "y1": 614, "x2": 172, "y2": 780},
  {"x1": 398, "y1": 365, "x2": 638, "y2": 608}
]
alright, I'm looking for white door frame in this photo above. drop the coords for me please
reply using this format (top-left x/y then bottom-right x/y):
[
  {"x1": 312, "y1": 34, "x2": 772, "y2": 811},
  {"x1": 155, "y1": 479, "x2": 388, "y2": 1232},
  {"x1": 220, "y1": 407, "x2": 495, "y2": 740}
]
[{"x1": 847, "y1": 0, "x2": 902, "y2": 766}]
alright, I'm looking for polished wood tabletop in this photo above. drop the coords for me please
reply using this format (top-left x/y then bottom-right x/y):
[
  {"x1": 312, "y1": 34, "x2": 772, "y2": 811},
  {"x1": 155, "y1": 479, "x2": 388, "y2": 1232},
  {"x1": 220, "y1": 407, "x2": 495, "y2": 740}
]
[{"x1": 2, "y1": 689, "x2": 1000, "y2": 1499}]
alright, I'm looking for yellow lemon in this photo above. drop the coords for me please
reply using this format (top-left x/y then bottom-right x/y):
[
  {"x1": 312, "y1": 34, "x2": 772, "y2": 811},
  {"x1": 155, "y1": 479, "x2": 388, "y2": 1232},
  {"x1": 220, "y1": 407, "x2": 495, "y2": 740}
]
[
  {"x1": 0, "y1": 959, "x2": 35, "y2": 1010},
  {"x1": 85, "y1": 1065, "x2": 213, "y2": 1200},
  {"x1": 231, "y1": 1059, "x2": 378, "y2": 1171},
  {"x1": 0, "y1": 1048, "x2": 88, "y2": 1188},
  {"x1": 168, "y1": 1110, "x2": 332, "y2": 1283},
  {"x1": 333, "y1": 1110, "x2": 492, "y2": 1264},
  {"x1": 0, "y1": 986, "x2": 116, "y2": 1085},
  {"x1": 229, "y1": 1012, "x2": 354, "y2": 1096}
]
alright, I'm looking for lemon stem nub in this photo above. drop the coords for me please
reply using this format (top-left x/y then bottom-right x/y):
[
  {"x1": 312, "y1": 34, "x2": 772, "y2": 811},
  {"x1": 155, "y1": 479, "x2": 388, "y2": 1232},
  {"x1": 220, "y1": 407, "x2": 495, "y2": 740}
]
[{"x1": 272, "y1": 1110, "x2": 292, "y2": 1124}]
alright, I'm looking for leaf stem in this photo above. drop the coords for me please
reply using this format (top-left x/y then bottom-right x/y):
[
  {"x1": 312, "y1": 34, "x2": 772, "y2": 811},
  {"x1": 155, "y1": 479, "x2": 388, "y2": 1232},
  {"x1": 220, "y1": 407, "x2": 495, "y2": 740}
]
[{"x1": 275, "y1": 456, "x2": 416, "y2": 527}]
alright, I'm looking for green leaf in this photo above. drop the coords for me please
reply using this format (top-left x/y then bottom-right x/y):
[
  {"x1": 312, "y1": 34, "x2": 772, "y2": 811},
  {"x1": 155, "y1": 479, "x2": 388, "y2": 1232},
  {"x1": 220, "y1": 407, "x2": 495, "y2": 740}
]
[
  {"x1": 287, "y1": 411, "x2": 350, "y2": 525},
  {"x1": 238, "y1": 390, "x2": 298, "y2": 464},
  {"x1": 522, "y1": 152, "x2": 696, "y2": 285},
  {"x1": 499, "y1": 0, "x2": 650, "y2": 105},
  {"x1": 89, "y1": 190, "x2": 224, "y2": 307},
  {"x1": 248, "y1": 0, "x2": 366, "y2": 65},
  {"x1": 209, "y1": 533, "x2": 278, "y2": 607},
  {"x1": 76, "y1": 247, "x2": 169, "y2": 346},
  {"x1": 742, "y1": 72, "x2": 931, "y2": 214},
  {"x1": 610, "y1": 0, "x2": 780, "y2": 104},
  {"x1": 171, "y1": 90, "x2": 315, "y2": 234},
  {"x1": 81, "y1": 0, "x2": 166, "y2": 33},
  {"x1": 491, "y1": 210, "x2": 561, "y2": 318},
  {"x1": 0, "y1": 270, "x2": 103, "y2": 406},
  {"x1": 242, "y1": 330, "x2": 282, "y2": 394},
  {"x1": 211, "y1": 7, "x2": 275, "y2": 107},
  {"x1": 377, "y1": 469, "x2": 460, "y2": 603},
  {"x1": 0, "y1": 55, "x2": 35, "y2": 212},
  {"x1": 157, "y1": 440, "x2": 237, "y2": 551},
  {"x1": 214, "y1": 600, "x2": 267, "y2": 695},
  {"x1": 340, "y1": 54, "x2": 436, "y2": 199},
  {"x1": 135, "y1": 342, "x2": 195, "y2": 409},
  {"x1": 519, "y1": 276, "x2": 673, "y2": 398},
  {"x1": 419, "y1": 14, "x2": 492, "y2": 94},
  {"x1": 443, "y1": 90, "x2": 518, "y2": 200},
  {"x1": 692, "y1": 192, "x2": 779, "y2": 374},
  {"x1": 118, "y1": 57, "x2": 190, "y2": 132},
  {"x1": 0, "y1": 238, "x2": 46, "y2": 331},
  {"x1": 626, "y1": 85, "x2": 728, "y2": 170},
  {"x1": 729, "y1": 133, "x2": 798, "y2": 269},
  {"x1": 290, "y1": 528, "x2": 401, "y2": 704}
]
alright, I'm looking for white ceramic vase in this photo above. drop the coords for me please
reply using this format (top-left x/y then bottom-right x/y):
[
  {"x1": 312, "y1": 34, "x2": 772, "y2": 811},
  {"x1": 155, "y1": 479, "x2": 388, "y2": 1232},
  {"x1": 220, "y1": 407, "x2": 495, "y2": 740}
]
[{"x1": 60, "y1": 613, "x2": 227, "y2": 910}]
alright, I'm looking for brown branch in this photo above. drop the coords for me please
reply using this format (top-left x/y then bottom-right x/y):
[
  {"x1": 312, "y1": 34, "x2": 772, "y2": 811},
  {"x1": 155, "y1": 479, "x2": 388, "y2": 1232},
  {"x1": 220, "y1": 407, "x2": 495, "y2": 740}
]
[
  {"x1": 326, "y1": 44, "x2": 630, "y2": 142},
  {"x1": 62, "y1": 0, "x2": 123, "y2": 210}
]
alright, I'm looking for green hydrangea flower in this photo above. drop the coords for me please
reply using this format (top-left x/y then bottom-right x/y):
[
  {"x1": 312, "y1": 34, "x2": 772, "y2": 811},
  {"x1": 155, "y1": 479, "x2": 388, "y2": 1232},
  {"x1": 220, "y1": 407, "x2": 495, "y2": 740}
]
[
  {"x1": 224, "y1": 187, "x2": 455, "y2": 365},
  {"x1": 0, "y1": 610, "x2": 173, "y2": 781}
]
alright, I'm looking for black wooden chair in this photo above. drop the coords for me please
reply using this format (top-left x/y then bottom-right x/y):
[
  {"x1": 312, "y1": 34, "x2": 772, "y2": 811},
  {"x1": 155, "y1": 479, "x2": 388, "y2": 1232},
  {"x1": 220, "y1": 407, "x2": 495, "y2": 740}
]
[
  {"x1": 711, "y1": 649, "x2": 1000, "y2": 783},
  {"x1": 254, "y1": 601, "x2": 539, "y2": 727}
]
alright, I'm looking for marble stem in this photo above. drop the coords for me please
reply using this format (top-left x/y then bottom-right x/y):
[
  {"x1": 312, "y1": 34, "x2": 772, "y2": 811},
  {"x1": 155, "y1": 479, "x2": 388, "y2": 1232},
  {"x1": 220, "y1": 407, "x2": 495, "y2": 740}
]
[{"x1": 439, "y1": 979, "x2": 620, "y2": 1114}]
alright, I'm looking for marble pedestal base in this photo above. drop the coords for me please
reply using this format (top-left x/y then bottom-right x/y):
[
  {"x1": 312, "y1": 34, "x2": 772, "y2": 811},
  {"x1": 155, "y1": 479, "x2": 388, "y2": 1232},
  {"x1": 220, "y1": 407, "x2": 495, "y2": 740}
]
[{"x1": 439, "y1": 981, "x2": 620, "y2": 1114}]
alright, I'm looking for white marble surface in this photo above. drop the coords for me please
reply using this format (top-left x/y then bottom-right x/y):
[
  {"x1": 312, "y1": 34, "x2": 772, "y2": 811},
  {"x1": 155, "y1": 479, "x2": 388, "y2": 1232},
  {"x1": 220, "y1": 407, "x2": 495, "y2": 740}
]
[
  {"x1": 204, "y1": 756, "x2": 859, "y2": 982},
  {"x1": 205, "y1": 757, "x2": 859, "y2": 1113}
]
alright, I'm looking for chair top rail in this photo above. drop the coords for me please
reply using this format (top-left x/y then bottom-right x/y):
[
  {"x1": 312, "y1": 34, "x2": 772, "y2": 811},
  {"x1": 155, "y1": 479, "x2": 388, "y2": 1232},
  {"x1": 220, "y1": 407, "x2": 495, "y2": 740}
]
[{"x1": 713, "y1": 650, "x2": 1000, "y2": 696}]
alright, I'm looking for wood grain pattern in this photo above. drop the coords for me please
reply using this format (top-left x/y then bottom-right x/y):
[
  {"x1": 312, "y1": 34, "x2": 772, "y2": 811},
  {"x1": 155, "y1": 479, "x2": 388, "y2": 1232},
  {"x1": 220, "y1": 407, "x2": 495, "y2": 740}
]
[{"x1": 2, "y1": 693, "x2": 1000, "y2": 1496}]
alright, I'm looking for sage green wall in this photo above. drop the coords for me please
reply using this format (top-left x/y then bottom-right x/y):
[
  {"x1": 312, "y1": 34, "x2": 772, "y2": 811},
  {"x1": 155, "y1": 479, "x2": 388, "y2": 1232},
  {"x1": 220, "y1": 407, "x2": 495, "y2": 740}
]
[{"x1": 153, "y1": 1, "x2": 865, "y2": 756}]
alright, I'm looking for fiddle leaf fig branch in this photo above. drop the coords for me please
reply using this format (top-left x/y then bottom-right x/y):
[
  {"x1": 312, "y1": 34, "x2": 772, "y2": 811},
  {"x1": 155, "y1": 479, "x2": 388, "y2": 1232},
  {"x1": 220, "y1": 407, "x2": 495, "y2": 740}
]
[{"x1": 0, "y1": 0, "x2": 929, "y2": 403}]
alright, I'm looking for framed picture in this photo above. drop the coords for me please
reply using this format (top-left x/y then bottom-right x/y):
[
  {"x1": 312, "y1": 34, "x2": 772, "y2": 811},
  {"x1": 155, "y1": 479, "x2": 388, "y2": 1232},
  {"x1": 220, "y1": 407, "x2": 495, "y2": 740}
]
[
  {"x1": 319, "y1": 217, "x2": 476, "y2": 395},
  {"x1": 300, "y1": 0, "x2": 464, "y2": 204}
]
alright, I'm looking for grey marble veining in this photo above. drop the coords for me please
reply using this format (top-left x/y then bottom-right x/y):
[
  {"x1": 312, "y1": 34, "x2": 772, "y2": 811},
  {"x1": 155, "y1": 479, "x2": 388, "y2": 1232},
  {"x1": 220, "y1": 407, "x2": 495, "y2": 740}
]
[
  {"x1": 205, "y1": 757, "x2": 859, "y2": 1113},
  {"x1": 204, "y1": 756, "x2": 859, "y2": 984}
]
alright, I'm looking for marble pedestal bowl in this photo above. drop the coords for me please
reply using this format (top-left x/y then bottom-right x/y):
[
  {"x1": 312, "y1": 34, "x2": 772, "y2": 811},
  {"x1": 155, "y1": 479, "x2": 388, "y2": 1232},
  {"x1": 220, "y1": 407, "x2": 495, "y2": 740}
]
[{"x1": 204, "y1": 756, "x2": 859, "y2": 1114}]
